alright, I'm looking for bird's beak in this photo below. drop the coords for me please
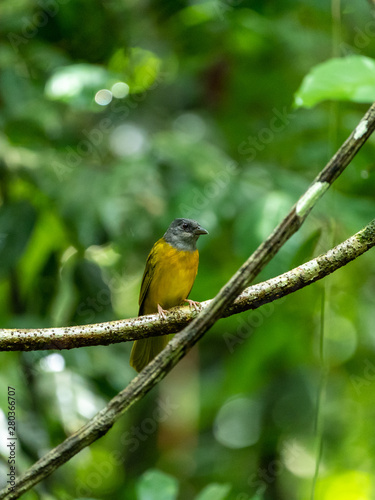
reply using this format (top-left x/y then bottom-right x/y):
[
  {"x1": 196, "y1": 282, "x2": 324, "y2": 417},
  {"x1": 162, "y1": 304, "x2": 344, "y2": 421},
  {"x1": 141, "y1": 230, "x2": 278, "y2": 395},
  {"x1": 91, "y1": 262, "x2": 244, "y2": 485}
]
[{"x1": 194, "y1": 225, "x2": 209, "y2": 236}]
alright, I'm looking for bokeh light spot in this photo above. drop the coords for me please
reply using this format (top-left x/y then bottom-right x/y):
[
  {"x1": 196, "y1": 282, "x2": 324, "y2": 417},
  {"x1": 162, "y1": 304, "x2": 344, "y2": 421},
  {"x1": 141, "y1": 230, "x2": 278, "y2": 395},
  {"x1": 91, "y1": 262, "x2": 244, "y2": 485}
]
[
  {"x1": 109, "y1": 124, "x2": 147, "y2": 157},
  {"x1": 95, "y1": 89, "x2": 113, "y2": 106},
  {"x1": 214, "y1": 396, "x2": 261, "y2": 449},
  {"x1": 40, "y1": 353, "x2": 65, "y2": 372},
  {"x1": 173, "y1": 112, "x2": 206, "y2": 143},
  {"x1": 111, "y1": 81, "x2": 130, "y2": 98}
]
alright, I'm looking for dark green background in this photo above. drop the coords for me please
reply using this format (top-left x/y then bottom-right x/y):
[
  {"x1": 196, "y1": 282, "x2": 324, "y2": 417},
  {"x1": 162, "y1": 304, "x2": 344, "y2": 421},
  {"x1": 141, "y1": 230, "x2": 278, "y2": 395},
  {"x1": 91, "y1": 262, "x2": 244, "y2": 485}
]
[{"x1": 0, "y1": 1, "x2": 375, "y2": 499}]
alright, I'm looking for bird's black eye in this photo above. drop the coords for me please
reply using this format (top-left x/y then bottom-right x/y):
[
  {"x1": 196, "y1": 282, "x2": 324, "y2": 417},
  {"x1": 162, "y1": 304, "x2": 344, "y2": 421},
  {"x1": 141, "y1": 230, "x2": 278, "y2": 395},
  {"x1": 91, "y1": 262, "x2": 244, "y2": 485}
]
[{"x1": 182, "y1": 222, "x2": 189, "y2": 230}]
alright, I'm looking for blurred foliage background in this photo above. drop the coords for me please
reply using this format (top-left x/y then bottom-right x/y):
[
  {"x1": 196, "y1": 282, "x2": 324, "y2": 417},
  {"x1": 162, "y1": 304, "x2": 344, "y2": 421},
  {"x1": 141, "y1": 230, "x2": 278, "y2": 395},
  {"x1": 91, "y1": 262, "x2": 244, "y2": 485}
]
[{"x1": 1, "y1": 0, "x2": 375, "y2": 499}]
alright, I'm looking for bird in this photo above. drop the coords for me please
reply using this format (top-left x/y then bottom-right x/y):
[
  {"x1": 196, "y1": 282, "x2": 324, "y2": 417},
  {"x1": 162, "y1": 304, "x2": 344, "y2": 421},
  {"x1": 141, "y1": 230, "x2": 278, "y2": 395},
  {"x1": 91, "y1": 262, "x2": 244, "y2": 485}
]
[{"x1": 130, "y1": 218, "x2": 208, "y2": 372}]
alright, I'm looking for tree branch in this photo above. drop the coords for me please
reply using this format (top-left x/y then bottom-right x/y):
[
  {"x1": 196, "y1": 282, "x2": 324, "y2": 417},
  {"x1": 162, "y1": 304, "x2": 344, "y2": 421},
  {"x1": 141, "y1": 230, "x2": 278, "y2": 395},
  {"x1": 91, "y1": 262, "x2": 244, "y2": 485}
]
[
  {"x1": 1, "y1": 102, "x2": 375, "y2": 499},
  {"x1": 0, "y1": 218, "x2": 374, "y2": 352}
]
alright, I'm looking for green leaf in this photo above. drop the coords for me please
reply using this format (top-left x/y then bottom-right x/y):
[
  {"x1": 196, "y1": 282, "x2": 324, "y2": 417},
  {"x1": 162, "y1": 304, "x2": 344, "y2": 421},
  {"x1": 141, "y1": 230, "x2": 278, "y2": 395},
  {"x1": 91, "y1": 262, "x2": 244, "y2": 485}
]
[
  {"x1": 195, "y1": 483, "x2": 232, "y2": 500},
  {"x1": 294, "y1": 55, "x2": 375, "y2": 108},
  {"x1": 137, "y1": 469, "x2": 179, "y2": 500}
]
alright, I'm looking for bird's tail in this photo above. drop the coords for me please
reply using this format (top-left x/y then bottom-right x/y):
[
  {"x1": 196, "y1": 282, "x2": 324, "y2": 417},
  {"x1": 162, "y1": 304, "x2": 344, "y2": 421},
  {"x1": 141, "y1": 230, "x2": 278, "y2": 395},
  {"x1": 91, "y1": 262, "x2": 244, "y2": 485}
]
[{"x1": 130, "y1": 335, "x2": 170, "y2": 372}]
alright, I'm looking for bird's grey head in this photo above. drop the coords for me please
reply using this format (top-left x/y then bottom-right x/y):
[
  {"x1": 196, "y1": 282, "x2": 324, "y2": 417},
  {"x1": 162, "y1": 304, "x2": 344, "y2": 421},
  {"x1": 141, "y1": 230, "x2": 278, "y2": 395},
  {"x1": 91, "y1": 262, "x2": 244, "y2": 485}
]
[{"x1": 163, "y1": 218, "x2": 208, "y2": 251}]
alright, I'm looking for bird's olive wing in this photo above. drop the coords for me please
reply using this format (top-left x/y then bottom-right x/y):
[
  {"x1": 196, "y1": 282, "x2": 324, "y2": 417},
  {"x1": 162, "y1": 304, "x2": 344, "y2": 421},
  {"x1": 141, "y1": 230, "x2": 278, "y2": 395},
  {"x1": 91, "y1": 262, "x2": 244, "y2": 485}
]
[{"x1": 138, "y1": 239, "x2": 161, "y2": 314}]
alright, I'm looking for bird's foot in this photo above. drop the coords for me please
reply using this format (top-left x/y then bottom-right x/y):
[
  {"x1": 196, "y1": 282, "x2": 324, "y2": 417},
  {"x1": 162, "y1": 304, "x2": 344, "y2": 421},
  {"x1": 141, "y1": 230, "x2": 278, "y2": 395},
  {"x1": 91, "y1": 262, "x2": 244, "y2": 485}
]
[
  {"x1": 157, "y1": 304, "x2": 168, "y2": 320},
  {"x1": 185, "y1": 299, "x2": 202, "y2": 312}
]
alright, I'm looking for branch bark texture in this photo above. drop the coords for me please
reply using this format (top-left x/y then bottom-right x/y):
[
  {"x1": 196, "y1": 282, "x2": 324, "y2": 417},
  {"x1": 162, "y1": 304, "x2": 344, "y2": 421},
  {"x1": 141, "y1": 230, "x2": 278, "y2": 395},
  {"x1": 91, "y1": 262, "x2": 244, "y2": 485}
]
[{"x1": 0, "y1": 218, "x2": 374, "y2": 352}]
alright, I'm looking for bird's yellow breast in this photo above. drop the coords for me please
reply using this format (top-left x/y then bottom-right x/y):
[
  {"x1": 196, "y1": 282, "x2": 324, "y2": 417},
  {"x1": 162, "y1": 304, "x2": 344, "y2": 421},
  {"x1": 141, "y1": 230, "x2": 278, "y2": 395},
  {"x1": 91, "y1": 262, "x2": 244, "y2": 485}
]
[{"x1": 140, "y1": 240, "x2": 199, "y2": 314}]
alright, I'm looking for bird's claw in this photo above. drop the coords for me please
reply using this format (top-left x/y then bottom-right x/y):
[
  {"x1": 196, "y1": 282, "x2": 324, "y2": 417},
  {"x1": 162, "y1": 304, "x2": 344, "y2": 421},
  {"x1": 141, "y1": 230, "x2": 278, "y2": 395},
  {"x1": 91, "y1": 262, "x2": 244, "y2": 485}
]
[
  {"x1": 157, "y1": 304, "x2": 168, "y2": 320},
  {"x1": 185, "y1": 299, "x2": 202, "y2": 312}
]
